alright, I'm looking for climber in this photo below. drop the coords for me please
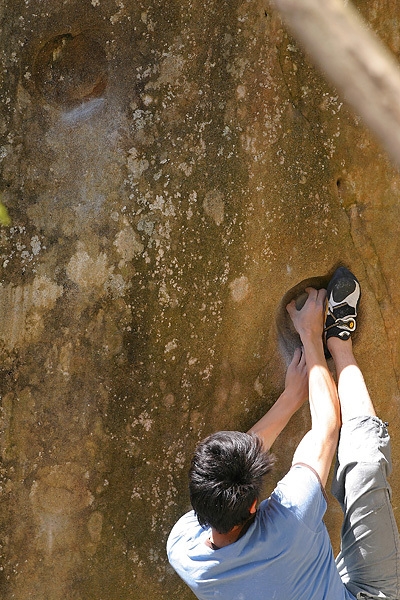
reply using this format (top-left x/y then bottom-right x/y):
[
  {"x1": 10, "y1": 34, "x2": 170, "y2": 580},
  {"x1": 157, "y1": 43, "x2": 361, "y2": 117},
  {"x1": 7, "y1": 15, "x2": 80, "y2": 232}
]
[{"x1": 167, "y1": 267, "x2": 400, "y2": 600}]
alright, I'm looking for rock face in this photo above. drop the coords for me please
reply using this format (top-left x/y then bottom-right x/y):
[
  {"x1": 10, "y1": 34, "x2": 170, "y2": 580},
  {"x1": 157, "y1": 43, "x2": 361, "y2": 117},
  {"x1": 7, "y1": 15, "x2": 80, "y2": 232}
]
[{"x1": 0, "y1": 0, "x2": 399, "y2": 598}]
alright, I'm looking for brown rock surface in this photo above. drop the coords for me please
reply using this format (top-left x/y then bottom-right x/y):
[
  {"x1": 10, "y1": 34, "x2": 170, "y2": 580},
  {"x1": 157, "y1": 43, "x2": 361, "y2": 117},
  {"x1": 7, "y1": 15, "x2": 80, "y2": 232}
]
[{"x1": 0, "y1": 0, "x2": 398, "y2": 598}]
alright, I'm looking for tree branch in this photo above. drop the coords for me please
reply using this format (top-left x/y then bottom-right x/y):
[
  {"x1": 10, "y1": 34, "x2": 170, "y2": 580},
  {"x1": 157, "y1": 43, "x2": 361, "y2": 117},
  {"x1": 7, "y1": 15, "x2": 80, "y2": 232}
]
[{"x1": 269, "y1": 0, "x2": 400, "y2": 167}]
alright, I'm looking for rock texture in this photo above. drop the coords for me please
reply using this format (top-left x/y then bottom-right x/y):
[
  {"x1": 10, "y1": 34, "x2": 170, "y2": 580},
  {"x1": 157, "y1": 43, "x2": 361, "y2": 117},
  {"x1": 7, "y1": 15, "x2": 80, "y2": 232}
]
[{"x1": 0, "y1": 0, "x2": 399, "y2": 599}]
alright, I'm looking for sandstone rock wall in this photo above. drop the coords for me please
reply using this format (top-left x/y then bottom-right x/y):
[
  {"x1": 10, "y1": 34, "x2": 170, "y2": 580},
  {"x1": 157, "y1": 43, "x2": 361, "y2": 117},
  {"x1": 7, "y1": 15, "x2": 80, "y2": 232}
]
[{"x1": 0, "y1": 1, "x2": 398, "y2": 598}]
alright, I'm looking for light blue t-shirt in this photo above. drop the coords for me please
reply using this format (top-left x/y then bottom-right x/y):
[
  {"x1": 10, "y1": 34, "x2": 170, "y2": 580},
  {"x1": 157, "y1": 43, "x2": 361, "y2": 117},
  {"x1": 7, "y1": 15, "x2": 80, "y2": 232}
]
[{"x1": 167, "y1": 464, "x2": 356, "y2": 600}]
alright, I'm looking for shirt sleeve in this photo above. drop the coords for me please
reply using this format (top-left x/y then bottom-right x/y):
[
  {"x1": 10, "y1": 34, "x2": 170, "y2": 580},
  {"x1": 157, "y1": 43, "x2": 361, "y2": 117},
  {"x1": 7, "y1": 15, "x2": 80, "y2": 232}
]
[
  {"x1": 271, "y1": 464, "x2": 327, "y2": 531},
  {"x1": 167, "y1": 510, "x2": 202, "y2": 562}
]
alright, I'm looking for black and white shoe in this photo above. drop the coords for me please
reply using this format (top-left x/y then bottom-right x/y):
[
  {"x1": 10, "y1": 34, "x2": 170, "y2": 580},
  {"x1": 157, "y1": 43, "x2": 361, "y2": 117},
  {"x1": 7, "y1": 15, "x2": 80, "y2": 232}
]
[{"x1": 324, "y1": 267, "x2": 361, "y2": 348}]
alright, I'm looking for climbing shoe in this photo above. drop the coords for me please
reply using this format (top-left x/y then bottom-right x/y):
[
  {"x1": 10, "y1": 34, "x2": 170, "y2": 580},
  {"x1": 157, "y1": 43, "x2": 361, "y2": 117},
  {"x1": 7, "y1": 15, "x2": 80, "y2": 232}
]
[{"x1": 324, "y1": 267, "x2": 360, "y2": 350}]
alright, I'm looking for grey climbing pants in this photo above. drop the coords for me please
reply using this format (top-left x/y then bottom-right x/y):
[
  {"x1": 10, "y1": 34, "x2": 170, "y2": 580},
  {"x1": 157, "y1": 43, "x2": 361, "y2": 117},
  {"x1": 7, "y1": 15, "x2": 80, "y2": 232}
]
[{"x1": 332, "y1": 416, "x2": 400, "y2": 600}]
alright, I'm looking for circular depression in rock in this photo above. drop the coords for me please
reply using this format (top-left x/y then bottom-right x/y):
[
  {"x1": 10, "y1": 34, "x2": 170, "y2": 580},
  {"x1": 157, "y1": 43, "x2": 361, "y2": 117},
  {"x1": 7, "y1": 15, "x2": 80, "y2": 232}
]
[
  {"x1": 276, "y1": 272, "x2": 332, "y2": 364},
  {"x1": 33, "y1": 32, "x2": 108, "y2": 107}
]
